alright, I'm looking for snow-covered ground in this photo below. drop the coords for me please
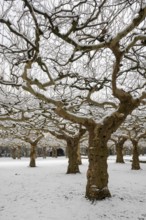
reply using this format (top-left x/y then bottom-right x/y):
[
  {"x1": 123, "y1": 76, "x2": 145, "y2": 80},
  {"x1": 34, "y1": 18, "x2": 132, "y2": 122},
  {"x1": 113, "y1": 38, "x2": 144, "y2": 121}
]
[{"x1": 0, "y1": 155, "x2": 146, "y2": 220}]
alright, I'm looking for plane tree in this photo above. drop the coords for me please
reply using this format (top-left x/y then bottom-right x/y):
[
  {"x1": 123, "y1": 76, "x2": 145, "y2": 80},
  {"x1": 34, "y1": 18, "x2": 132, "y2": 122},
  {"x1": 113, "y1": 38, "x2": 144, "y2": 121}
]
[
  {"x1": 0, "y1": 85, "x2": 39, "y2": 159},
  {"x1": 45, "y1": 123, "x2": 86, "y2": 173},
  {"x1": 0, "y1": 0, "x2": 146, "y2": 201},
  {"x1": 0, "y1": 88, "x2": 47, "y2": 165},
  {"x1": 111, "y1": 134, "x2": 128, "y2": 163},
  {"x1": 7, "y1": 120, "x2": 45, "y2": 166},
  {"x1": 125, "y1": 114, "x2": 146, "y2": 170},
  {"x1": 31, "y1": 107, "x2": 87, "y2": 173},
  {"x1": 112, "y1": 111, "x2": 146, "y2": 168}
]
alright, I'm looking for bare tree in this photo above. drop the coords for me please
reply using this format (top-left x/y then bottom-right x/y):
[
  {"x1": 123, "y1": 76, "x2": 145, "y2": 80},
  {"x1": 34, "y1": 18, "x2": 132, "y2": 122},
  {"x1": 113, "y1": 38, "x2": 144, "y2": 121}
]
[
  {"x1": 47, "y1": 125, "x2": 86, "y2": 174},
  {"x1": 111, "y1": 135, "x2": 128, "y2": 163},
  {"x1": 127, "y1": 122, "x2": 146, "y2": 170}
]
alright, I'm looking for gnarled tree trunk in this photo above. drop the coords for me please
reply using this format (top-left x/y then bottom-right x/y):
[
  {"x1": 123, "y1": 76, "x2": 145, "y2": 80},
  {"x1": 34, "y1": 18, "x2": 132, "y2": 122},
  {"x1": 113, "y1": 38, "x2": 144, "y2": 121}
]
[
  {"x1": 131, "y1": 140, "x2": 140, "y2": 170},
  {"x1": 85, "y1": 96, "x2": 139, "y2": 200},
  {"x1": 29, "y1": 144, "x2": 36, "y2": 167},
  {"x1": 116, "y1": 137, "x2": 127, "y2": 163},
  {"x1": 85, "y1": 124, "x2": 111, "y2": 200},
  {"x1": 116, "y1": 146, "x2": 124, "y2": 163},
  {"x1": 55, "y1": 90, "x2": 140, "y2": 200},
  {"x1": 66, "y1": 138, "x2": 80, "y2": 174}
]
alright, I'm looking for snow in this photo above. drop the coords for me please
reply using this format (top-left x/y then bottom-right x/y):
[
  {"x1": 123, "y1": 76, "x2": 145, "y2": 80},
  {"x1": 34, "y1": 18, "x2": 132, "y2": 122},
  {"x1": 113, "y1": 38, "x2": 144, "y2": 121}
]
[{"x1": 0, "y1": 156, "x2": 146, "y2": 220}]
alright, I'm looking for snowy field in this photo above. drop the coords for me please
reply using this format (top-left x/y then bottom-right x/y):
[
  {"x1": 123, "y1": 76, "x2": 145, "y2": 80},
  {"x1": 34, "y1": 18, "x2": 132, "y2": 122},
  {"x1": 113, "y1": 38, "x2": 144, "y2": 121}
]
[{"x1": 0, "y1": 156, "x2": 146, "y2": 220}]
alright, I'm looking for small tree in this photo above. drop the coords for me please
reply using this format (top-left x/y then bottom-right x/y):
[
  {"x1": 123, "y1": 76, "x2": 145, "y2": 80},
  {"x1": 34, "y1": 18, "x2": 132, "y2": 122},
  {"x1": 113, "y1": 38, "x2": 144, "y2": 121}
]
[
  {"x1": 111, "y1": 136, "x2": 128, "y2": 163},
  {"x1": 131, "y1": 139, "x2": 140, "y2": 170},
  {"x1": 126, "y1": 117, "x2": 146, "y2": 170},
  {"x1": 46, "y1": 125, "x2": 86, "y2": 174}
]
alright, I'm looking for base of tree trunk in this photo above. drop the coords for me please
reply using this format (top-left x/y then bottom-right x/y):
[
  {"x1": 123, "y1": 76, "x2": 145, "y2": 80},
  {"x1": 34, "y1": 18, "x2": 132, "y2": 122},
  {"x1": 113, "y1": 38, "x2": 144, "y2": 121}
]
[
  {"x1": 131, "y1": 166, "x2": 141, "y2": 170},
  {"x1": 29, "y1": 159, "x2": 36, "y2": 167},
  {"x1": 116, "y1": 160, "x2": 125, "y2": 163},
  {"x1": 85, "y1": 186, "x2": 111, "y2": 201},
  {"x1": 66, "y1": 167, "x2": 80, "y2": 174}
]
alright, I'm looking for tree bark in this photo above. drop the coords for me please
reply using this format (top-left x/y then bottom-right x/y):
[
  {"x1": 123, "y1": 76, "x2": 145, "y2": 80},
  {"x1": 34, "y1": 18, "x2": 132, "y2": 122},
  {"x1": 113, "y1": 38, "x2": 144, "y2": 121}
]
[
  {"x1": 116, "y1": 138, "x2": 126, "y2": 163},
  {"x1": 131, "y1": 140, "x2": 140, "y2": 170},
  {"x1": 66, "y1": 138, "x2": 80, "y2": 174},
  {"x1": 85, "y1": 124, "x2": 111, "y2": 200},
  {"x1": 85, "y1": 97, "x2": 139, "y2": 200},
  {"x1": 77, "y1": 143, "x2": 82, "y2": 165},
  {"x1": 48, "y1": 128, "x2": 86, "y2": 173},
  {"x1": 54, "y1": 90, "x2": 140, "y2": 200},
  {"x1": 116, "y1": 146, "x2": 124, "y2": 163},
  {"x1": 29, "y1": 144, "x2": 36, "y2": 167}
]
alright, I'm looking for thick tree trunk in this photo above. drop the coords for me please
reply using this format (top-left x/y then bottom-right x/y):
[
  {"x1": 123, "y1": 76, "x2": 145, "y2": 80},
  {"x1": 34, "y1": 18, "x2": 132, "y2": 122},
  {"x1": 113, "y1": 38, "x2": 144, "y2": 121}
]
[
  {"x1": 85, "y1": 125, "x2": 111, "y2": 200},
  {"x1": 55, "y1": 92, "x2": 140, "y2": 200},
  {"x1": 131, "y1": 141, "x2": 140, "y2": 170},
  {"x1": 85, "y1": 112, "x2": 129, "y2": 200},
  {"x1": 66, "y1": 138, "x2": 80, "y2": 174},
  {"x1": 29, "y1": 144, "x2": 36, "y2": 167},
  {"x1": 115, "y1": 138, "x2": 127, "y2": 163},
  {"x1": 116, "y1": 145, "x2": 124, "y2": 163},
  {"x1": 77, "y1": 143, "x2": 82, "y2": 165}
]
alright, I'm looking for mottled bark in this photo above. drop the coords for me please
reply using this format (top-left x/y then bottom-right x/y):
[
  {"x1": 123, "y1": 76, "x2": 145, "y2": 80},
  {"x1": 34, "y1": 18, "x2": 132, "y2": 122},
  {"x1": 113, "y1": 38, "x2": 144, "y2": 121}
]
[
  {"x1": 24, "y1": 134, "x2": 44, "y2": 167},
  {"x1": 131, "y1": 140, "x2": 140, "y2": 170},
  {"x1": 50, "y1": 76, "x2": 140, "y2": 200},
  {"x1": 116, "y1": 138, "x2": 127, "y2": 163},
  {"x1": 66, "y1": 138, "x2": 80, "y2": 174},
  {"x1": 116, "y1": 146, "x2": 124, "y2": 163},
  {"x1": 85, "y1": 95, "x2": 139, "y2": 200},
  {"x1": 29, "y1": 144, "x2": 36, "y2": 167},
  {"x1": 48, "y1": 128, "x2": 85, "y2": 173},
  {"x1": 85, "y1": 124, "x2": 111, "y2": 200}
]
